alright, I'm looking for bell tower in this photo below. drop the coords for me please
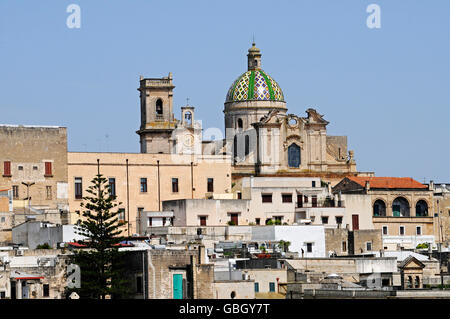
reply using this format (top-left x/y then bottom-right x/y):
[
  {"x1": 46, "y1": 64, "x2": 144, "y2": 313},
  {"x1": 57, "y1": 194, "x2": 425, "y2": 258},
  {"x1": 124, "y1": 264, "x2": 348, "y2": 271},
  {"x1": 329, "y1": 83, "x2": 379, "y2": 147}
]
[{"x1": 136, "y1": 73, "x2": 177, "y2": 153}]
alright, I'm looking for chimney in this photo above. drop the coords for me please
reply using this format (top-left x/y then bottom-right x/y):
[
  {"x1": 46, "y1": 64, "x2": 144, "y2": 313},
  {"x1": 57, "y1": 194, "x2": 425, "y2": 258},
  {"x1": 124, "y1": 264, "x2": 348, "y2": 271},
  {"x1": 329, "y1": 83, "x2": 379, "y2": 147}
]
[
  {"x1": 429, "y1": 180, "x2": 434, "y2": 191},
  {"x1": 365, "y1": 180, "x2": 370, "y2": 192}
]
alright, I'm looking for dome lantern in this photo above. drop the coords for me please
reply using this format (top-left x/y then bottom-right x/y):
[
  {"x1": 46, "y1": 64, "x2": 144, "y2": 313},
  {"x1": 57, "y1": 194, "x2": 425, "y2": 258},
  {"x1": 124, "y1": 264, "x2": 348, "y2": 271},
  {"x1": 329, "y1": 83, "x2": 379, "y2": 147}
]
[{"x1": 247, "y1": 42, "x2": 261, "y2": 71}]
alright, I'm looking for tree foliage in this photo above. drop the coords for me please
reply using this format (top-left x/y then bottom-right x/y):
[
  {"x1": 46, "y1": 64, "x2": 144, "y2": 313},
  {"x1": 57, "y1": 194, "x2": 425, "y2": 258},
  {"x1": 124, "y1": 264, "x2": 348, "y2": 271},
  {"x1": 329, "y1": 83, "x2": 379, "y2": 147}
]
[{"x1": 66, "y1": 174, "x2": 130, "y2": 299}]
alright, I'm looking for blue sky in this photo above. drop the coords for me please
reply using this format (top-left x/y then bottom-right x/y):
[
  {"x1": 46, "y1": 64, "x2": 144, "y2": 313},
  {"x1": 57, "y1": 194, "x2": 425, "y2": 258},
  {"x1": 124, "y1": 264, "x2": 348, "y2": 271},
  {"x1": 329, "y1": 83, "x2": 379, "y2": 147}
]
[{"x1": 1, "y1": 1, "x2": 449, "y2": 182}]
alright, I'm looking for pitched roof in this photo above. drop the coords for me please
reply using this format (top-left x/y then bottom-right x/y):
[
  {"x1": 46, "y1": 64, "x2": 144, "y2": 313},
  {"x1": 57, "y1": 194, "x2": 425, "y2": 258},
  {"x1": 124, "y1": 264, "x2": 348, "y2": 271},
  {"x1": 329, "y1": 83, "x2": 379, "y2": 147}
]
[
  {"x1": 399, "y1": 255, "x2": 425, "y2": 269},
  {"x1": 346, "y1": 176, "x2": 427, "y2": 189}
]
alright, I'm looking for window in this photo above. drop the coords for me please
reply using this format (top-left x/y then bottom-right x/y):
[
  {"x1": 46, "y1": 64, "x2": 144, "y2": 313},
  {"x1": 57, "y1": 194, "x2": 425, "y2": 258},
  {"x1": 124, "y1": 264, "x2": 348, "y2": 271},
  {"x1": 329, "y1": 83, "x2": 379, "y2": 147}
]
[
  {"x1": 33, "y1": 166, "x2": 38, "y2": 171},
  {"x1": 12, "y1": 185, "x2": 19, "y2": 199},
  {"x1": 18, "y1": 165, "x2": 23, "y2": 171},
  {"x1": 148, "y1": 217, "x2": 152, "y2": 227},
  {"x1": 342, "y1": 241, "x2": 347, "y2": 252},
  {"x1": 415, "y1": 276, "x2": 420, "y2": 288},
  {"x1": 282, "y1": 194, "x2": 292, "y2": 203},
  {"x1": 335, "y1": 216, "x2": 343, "y2": 225},
  {"x1": 207, "y1": 178, "x2": 214, "y2": 193},
  {"x1": 304, "y1": 195, "x2": 308, "y2": 203},
  {"x1": 321, "y1": 216, "x2": 328, "y2": 224},
  {"x1": 407, "y1": 276, "x2": 413, "y2": 288},
  {"x1": 269, "y1": 282, "x2": 275, "y2": 292},
  {"x1": 382, "y1": 226, "x2": 388, "y2": 235},
  {"x1": 254, "y1": 282, "x2": 259, "y2": 293},
  {"x1": 108, "y1": 178, "x2": 116, "y2": 197},
  {"x1": 136, "y1": 276, "x2": 143, "y2": 294},
  {"x1": 416, "y1": 226, "x2": 422, "y2": 235},
  {"x1": 366, "y1": 242, "x2": 372, "y2": 251},
  {"x1": 199, "y1": 216, "x2": 207, "y2": 226},
  {"x1": 140, "y1": 178, "x2": 147, "y2": 193},
  {"x1": 415, "y1": 200, "x2": 428, "y2": 217},
  {"x1": 311, "y1": 195, "x2": 318, "y2": 207},
  {"x1": 46, "y1": 186, "x2": 52, "y2": 200},
  {"x1": 237, "y1": 192, "x2": 242, "y2": 199},
  {"x1": 237, "y1": 118, "x2": 243, "y2": 130},
  {"x1": 261, "y1": 194, "x2": 272, "y2": 203},
  {"x1": 172, "y1": 178, "x2": 179, "y2": 193},
  {"x1": 399, "y1": 226, "x2": 405, "y2": 236},
  {"x1": 312, "y1": 181, "x2": 316, "y2": 188},
  {"x1": 44, "y1": 162, "x2": 52, "y2": 176},
  {"x1": 118, "y1": 209, "x2": 125, "y2": 222},
  {"x1": 156, "y1": 99, "x2": 163, "y2": 115},
  {"x1": 43, "y1": 284, "x2": 49, "y2": 297},
  {"x1": 75, "y1": 178, "x2": 82, "y2": 199},
  {"x1": 0, "y1": 217, "x2": 5, "y2": 223},
  {"x1": 255, "y1": 218, "x2": 260, "y2": 225},
  {"x1": 184, "y1": 111, "x2": 192, "y2": 125},
  {"x1": 373, "y1": 200, "x2": 386, "y2": 216},
  {"x1": 297, "y1": 194, "x2": 303, "y2": 208},
  {"x1": 288, "y1": 144, "x2": 301, "y2": 168},
  {"x1": 3, "y1": 161, "x2": 11, "y2": 176},
  {"x1": 306, "y1": 243, "x2": 313, "y2": 253},
  {"x1": 392, "y1": 197, "x2": 410, "y2": 217},
  {"x1": 244, "y1": 135, "x2": 250, "y2": 156},
  {"x1": 229, "y1": 213, "x2": 239, "y2": 225}
]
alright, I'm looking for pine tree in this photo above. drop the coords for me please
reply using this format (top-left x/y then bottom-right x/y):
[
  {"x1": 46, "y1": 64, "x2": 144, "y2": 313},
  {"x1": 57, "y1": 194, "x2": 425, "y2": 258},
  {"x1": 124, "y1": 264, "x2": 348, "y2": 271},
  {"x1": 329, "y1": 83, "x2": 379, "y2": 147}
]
[{"x1": 66, "y1": 174, "x2": 130, "y2": 299}]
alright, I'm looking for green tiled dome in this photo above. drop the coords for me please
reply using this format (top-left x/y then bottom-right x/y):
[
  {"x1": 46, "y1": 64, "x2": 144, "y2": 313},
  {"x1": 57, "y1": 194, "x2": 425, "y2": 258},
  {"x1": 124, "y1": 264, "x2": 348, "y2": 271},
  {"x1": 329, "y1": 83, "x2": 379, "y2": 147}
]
[{"x1": 226, "y1": 70, "x2": 284, "y2": 103}]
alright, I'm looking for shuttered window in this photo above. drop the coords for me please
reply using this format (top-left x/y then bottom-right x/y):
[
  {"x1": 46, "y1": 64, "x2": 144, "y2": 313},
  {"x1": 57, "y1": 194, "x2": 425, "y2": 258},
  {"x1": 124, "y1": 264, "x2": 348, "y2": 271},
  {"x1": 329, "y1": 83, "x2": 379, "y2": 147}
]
[
  {"x1": 44, "y1": 162, "x2": 52, "y2": 176},
  {"x1": 3, "y1": 161, "x2": 11, "y2": 176}
]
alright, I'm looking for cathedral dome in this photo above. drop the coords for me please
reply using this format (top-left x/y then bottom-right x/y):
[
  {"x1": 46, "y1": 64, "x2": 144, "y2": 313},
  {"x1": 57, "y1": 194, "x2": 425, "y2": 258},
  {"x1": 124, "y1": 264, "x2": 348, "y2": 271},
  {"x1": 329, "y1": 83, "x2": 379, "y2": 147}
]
[{"x1": 225, "y1": 69, "x2": 284, "y2": 103}]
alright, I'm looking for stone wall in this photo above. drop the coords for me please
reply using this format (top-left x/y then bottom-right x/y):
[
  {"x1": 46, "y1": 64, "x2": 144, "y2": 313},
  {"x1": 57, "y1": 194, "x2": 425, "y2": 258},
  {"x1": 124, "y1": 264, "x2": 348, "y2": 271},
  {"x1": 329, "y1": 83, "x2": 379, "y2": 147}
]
[{"x1": 0, "y1": 125, "x2": 68, "y2": 210}]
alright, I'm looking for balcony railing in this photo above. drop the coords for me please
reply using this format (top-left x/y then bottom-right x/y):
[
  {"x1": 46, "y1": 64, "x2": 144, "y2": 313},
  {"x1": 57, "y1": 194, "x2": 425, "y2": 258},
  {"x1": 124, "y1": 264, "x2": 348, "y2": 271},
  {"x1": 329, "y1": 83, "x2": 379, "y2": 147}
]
[{"x1": 296, "y1": 200, "x2": 345, "y2": 209}]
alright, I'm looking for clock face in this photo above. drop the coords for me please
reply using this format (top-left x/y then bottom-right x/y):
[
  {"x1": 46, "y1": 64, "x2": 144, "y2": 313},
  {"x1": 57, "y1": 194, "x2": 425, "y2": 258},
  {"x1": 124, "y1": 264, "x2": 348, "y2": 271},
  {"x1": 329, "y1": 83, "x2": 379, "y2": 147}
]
[{"x1": 183, "y1": 134, "x2": 194, "y2": 147}]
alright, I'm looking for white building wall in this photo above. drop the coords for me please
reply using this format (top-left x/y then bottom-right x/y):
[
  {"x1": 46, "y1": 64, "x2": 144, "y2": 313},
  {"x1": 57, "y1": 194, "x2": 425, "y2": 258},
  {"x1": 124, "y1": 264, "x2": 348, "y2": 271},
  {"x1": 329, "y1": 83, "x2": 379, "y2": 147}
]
[{"x1": 273, "y1": 225, "x2": 326, "y2": 257}]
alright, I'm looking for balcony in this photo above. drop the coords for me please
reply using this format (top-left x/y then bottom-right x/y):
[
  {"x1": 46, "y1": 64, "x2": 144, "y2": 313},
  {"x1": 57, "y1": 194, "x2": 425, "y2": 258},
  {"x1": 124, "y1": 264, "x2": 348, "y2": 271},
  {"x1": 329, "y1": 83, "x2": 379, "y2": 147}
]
[
  {"x1": 295, "y1": 199, "x2": 344, "y2": 211},
  {"x1": 372, "y1": 216, "x2": 433, "y2": 224}
]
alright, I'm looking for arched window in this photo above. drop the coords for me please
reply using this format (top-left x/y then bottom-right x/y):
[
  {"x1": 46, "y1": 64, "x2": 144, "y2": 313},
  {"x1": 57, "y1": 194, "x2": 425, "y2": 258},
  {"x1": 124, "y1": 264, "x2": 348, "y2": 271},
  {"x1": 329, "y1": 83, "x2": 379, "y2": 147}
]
[
  {"x1": 407, "y1": 276, "x2": 413, "y2": 288},
  {"x1": 237, "y1": 118, "x2": 243, "y2": 131},
  {"x1": 415, "y1": 276, "x2": 420, "y2": 288},
  {"x1": 156, "y1": 99, "x2": 163, "y2": 115},
  {"x1": 244, "y1": 135, "x2": 250, "y2": 156},
  {"x1": 373, "y1": 200, "x2": 386, "y2": 216},
  {"x1": 184, "y1": 111, "x2": 192, "y2": 125},
  {"x1": 392, "y1": 197, "x2": 410, "y2": 217},
  {"x1": 415, "y1": 200, "x2": 428, "y2": 217},
  {"x1": 288, "y1": 144, "x2": 301, "y2": 168}
]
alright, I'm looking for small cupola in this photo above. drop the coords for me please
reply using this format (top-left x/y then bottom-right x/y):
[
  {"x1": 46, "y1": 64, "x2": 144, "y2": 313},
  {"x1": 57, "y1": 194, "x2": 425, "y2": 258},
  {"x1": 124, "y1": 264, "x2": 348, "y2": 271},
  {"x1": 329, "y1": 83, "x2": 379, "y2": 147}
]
[{"x1": 247, "y1": 42, "x2": 262, "y2": 71}]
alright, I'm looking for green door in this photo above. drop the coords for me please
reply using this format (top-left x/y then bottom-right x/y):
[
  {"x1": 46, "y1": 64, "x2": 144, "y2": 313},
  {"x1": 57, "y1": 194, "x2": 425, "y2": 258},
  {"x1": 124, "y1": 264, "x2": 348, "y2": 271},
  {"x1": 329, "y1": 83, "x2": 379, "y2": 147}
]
[{"x1": 173, "y1": 274, "x2": 183, "y2": 299}]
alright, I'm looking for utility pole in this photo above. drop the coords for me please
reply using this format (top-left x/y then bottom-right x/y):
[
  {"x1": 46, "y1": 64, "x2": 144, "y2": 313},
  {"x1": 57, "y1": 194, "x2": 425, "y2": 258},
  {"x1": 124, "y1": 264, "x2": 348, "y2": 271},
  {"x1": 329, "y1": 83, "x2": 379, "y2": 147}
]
[{"x1": 126, "y1": 159, "x2": 130, "y2": 237}]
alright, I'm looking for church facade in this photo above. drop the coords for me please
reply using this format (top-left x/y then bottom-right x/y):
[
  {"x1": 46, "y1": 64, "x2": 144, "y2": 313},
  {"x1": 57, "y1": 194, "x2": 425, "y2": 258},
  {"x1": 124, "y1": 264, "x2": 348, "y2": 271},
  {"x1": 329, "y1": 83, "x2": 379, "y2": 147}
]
[{"x1": 137, "y1": 43, "x2": 369, "y2": 185}]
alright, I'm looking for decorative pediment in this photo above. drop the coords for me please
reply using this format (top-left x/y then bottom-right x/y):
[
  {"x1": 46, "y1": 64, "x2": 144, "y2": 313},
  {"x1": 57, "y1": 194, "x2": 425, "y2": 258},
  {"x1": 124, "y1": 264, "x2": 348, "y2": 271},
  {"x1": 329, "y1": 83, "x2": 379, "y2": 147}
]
[
  {"x1": 283, "y1": 136, "x2": 304, "y2": 150},
  {"x1": 306, "y1": 108, "x2": 329, "y2": 125},
  {"x1": 260, "y1": 109, "x2": 280, "y2": 124},
  {"x1": 399, "y1": 256, "x2": 426, "y2": 270}
]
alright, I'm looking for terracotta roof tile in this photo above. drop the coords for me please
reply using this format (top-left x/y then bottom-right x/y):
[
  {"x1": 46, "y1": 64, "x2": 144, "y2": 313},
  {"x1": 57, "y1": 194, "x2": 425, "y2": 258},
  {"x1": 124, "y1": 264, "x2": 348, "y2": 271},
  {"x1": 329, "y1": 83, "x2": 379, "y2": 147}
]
[{"x1": 347, "y1": 176, "x2": 428, "y2": 189}]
